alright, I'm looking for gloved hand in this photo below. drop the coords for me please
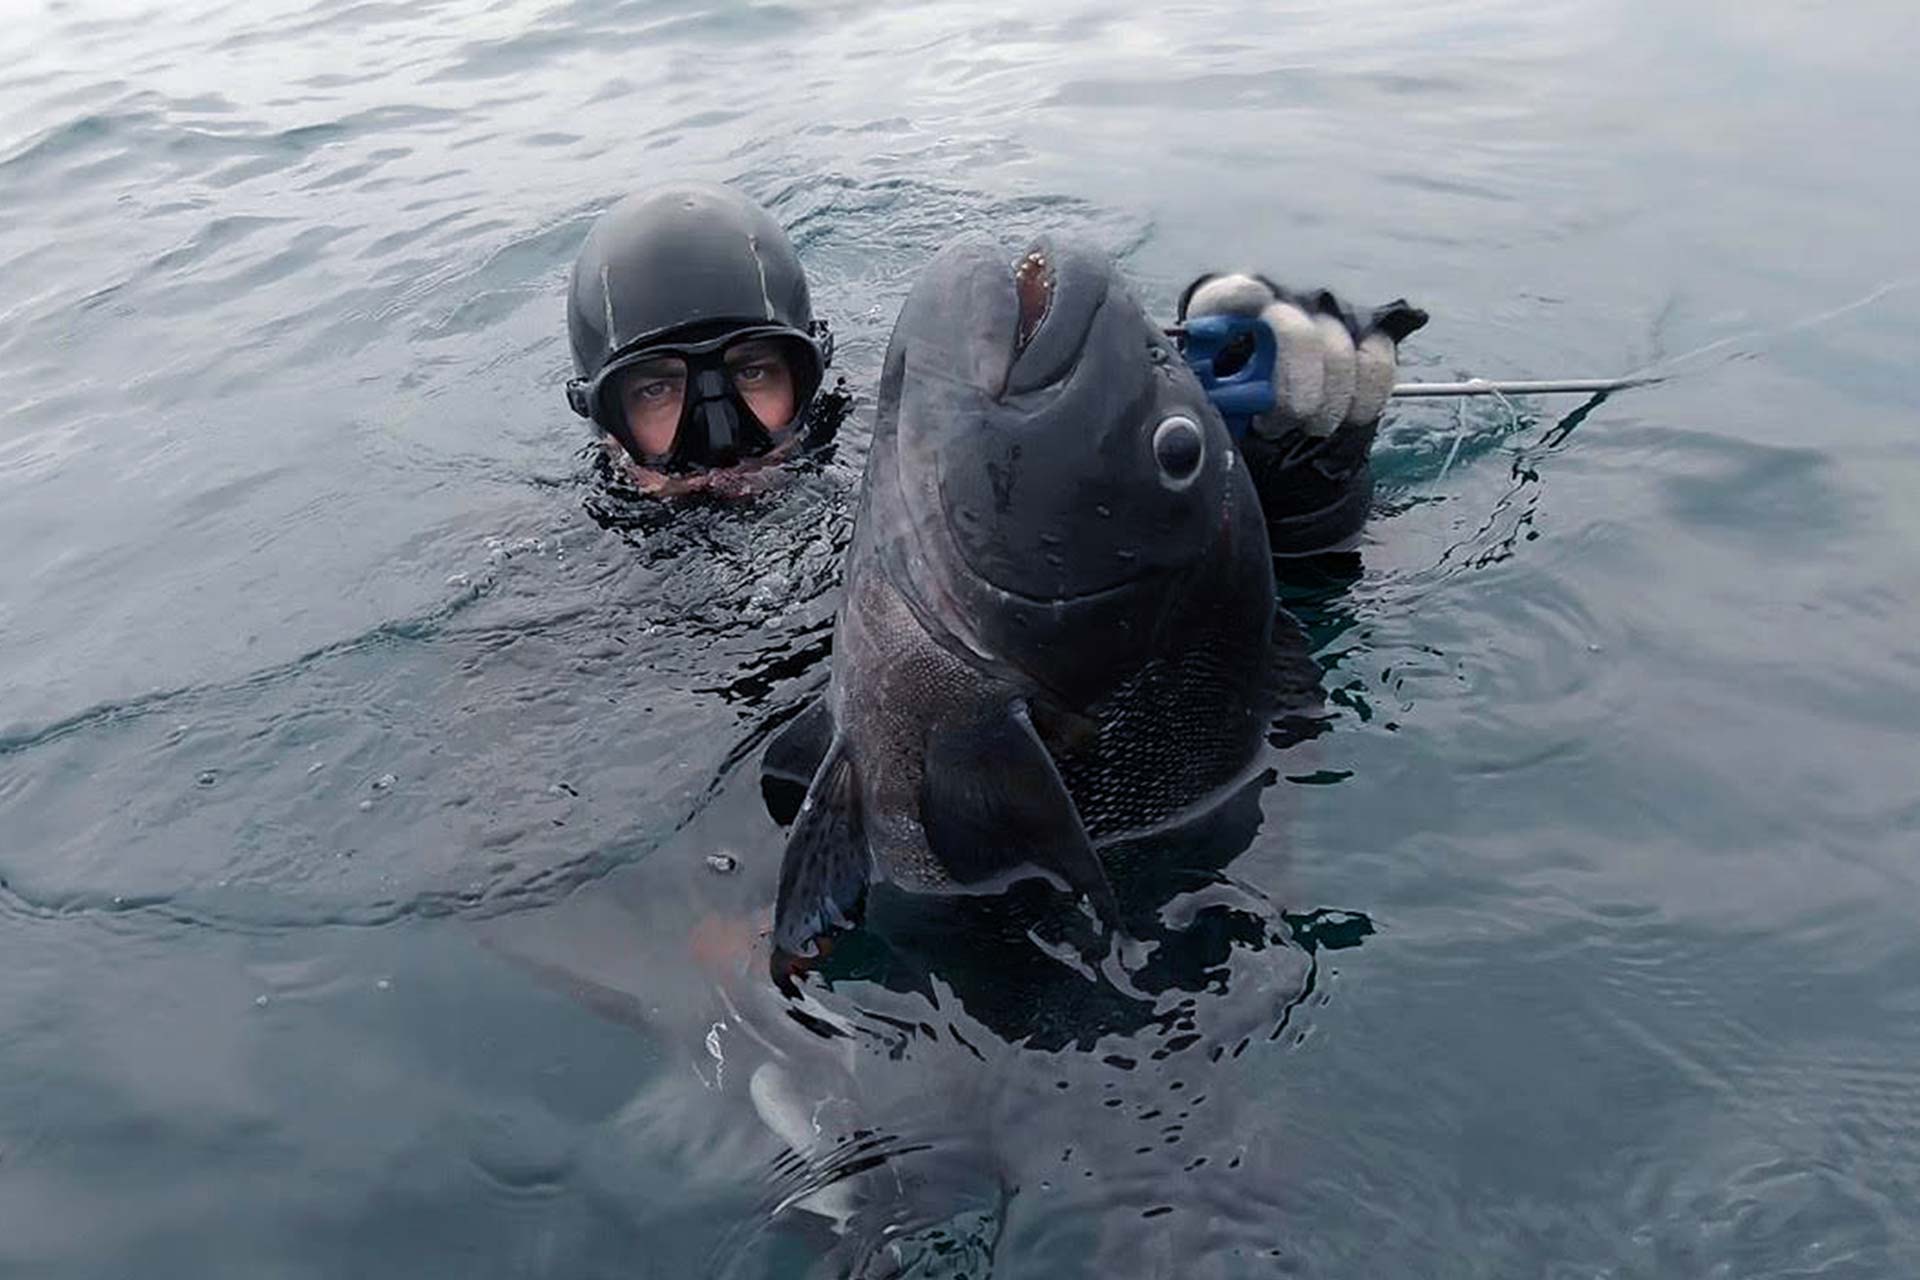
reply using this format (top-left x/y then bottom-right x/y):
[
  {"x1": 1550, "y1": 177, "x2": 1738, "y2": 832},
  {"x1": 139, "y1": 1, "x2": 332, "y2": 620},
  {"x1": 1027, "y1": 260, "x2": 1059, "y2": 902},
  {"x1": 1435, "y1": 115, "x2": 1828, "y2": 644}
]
[
  {"x1": 1177, "y1": 272, "x2": 1428, "y2": 439},
  {"x1": 1177, "y1": 272, "x2": 1428, "y2": 555}
]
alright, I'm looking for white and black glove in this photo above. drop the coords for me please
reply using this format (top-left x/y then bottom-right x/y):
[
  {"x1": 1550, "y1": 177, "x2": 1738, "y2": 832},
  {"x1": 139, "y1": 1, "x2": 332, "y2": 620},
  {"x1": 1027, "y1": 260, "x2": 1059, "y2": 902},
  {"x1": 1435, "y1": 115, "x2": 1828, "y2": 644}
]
[
  {"x1": 1178, "y1": 272, "x2": 1427, "y2": 438},
  {"x1": 1178, "y1": 272, "x2": 1427, "y2": 554}
]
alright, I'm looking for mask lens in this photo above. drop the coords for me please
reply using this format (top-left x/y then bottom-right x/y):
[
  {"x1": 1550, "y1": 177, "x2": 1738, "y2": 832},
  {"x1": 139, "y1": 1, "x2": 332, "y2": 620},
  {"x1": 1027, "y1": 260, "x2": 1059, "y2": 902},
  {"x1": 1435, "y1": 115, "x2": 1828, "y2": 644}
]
[
  {"x1": 615, "y1": 356, "x2": 689, "y2": 458},
  {"x1": 721, "y1": 337, "x2": 804, "y2": 431},
  {"x1": 604, "y1": 329, "x2": 824, "y2": 471}
]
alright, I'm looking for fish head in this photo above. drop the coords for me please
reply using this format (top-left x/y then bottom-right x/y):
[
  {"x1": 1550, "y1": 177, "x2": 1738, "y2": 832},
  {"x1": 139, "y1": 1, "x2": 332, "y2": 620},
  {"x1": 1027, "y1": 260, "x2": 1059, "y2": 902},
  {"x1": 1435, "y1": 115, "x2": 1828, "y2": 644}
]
[{"x1": 871, "y1": 233, "x2": 1270, "y2": 704}]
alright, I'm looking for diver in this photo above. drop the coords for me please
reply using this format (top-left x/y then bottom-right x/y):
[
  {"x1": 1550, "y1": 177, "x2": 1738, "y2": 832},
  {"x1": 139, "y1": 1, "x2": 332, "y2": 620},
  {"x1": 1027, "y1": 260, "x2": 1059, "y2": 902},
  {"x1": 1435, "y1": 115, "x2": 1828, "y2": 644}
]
[
  {"x1": 563, "y1": 182, "x2": 1423, "y2": 552},
  {"x1": 563, "y1": 181, "x2": 844, "y2": 498}
]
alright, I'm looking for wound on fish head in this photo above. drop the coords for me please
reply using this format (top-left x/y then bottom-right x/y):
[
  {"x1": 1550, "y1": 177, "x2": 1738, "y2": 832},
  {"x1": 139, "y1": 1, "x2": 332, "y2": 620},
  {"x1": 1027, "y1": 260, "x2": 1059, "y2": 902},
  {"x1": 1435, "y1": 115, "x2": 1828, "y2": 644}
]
[
  {"x1": 870, "y1": 233, "x2": 1272, "y2": 707},
  {"x1": 1014, "y1": 248, "x2": 1054, "y2": 351}
]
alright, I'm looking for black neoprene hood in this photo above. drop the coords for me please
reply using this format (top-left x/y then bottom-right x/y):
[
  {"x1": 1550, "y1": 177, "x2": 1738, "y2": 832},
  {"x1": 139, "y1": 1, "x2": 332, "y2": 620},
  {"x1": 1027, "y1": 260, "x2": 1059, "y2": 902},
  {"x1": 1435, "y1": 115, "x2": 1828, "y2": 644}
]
[{"x1": 566, "y1": 183, "x2": 816, "y2": 415}]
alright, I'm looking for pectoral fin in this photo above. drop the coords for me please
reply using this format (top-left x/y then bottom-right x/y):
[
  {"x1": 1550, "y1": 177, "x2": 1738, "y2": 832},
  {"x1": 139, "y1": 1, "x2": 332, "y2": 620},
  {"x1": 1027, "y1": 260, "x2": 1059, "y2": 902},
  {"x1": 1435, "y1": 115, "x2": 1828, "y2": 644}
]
[
  {"x1": 919, "y1": 703, "x2": 1123, "y2": 930},
  {"x1": 772, "y1": 739, "x2": 869, "y2": 958},
  {"x1": 761, "y1": 696, "x2": 835, "y2": 826}
]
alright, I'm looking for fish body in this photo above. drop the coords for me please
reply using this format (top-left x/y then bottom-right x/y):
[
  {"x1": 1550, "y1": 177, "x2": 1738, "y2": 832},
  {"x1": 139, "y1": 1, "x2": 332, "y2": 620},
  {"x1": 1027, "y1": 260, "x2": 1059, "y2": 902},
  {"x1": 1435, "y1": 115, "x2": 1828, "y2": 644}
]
[{"x1": 768, "y1": 234, "x2": 1279, "y2": 954}]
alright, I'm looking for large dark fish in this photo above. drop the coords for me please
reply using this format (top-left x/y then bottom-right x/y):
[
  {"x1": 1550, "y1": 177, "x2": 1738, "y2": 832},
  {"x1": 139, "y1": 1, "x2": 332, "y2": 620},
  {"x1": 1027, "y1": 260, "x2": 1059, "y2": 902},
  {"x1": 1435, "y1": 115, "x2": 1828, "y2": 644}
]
[{"x1": 765, "y1": 234, "x2": 1279, "y2": 957}]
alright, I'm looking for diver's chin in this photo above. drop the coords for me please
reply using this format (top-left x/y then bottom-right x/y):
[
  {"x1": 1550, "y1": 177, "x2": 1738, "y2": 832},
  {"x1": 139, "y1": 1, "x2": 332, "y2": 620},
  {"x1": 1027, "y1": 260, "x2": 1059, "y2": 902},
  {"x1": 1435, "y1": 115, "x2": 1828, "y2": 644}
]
[{"x1": 610, "y1": 434, "x2": 801, "y2": 501}]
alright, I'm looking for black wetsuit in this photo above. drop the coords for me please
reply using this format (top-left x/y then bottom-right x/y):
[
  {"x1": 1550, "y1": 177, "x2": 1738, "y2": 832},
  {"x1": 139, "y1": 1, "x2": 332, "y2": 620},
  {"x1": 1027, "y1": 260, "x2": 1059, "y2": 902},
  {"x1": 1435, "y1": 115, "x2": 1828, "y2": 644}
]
[{"x1": 1243, "y1": 421, "x2": 1376, "y2": 557}]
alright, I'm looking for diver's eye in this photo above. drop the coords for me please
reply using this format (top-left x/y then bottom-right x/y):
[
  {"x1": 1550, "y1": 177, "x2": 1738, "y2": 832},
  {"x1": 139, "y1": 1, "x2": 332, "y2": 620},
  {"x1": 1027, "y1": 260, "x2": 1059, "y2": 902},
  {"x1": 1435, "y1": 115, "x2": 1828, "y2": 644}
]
[{"x1": 1152, "y1": 414, "x2": 1205, "y2": 487}]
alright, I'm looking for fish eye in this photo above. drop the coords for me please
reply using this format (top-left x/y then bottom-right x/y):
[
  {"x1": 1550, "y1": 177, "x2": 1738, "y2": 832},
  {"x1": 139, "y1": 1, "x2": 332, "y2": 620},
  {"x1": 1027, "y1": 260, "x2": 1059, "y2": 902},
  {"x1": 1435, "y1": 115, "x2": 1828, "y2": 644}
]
[{"x1": 1152, "y1": 414, "x2": 1204, "y2": 488}]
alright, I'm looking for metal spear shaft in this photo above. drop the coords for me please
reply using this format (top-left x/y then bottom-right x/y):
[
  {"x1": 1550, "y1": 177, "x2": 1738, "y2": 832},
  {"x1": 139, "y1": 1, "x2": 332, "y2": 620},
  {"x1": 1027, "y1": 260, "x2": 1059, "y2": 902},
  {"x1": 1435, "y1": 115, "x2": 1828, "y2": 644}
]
[{"x1": 1389, "y1": 375, "x2": 1661, "y2": 398}]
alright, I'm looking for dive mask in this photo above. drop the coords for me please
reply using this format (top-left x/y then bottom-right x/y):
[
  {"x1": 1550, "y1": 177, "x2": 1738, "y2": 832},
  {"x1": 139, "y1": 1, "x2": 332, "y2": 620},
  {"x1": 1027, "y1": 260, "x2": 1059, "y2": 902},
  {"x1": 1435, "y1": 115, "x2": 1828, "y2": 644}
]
[{"x1": 567, "y1": 321, "x2": 832, "y2": 471}]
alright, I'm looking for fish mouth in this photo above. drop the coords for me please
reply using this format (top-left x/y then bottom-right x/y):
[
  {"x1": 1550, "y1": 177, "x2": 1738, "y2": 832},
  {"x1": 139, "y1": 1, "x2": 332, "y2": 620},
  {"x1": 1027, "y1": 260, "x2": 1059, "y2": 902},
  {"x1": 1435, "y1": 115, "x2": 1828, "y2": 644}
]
[
  {"x1": 899, "y1": 513, "x2": 1161, "y2": 676},
  {"x1": 961, "y1": 560, "x2": 1159, "y2": 609}
]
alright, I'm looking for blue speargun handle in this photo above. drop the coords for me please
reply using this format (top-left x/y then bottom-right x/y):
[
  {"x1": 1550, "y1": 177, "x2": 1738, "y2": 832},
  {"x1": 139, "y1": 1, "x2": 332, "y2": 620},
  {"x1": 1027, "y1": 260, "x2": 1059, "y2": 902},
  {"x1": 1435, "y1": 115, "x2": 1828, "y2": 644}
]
[{"x1": 1177, "y1": 313, "x2": 1278, "y2": 442}]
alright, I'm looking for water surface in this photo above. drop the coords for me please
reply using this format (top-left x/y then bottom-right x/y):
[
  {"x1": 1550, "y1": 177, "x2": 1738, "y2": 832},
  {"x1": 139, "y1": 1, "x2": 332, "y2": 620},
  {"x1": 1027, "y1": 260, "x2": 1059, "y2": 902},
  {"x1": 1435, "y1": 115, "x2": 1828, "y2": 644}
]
[{"x1": 3, "y1": 0, "x2": 1918, "y2": 1275}]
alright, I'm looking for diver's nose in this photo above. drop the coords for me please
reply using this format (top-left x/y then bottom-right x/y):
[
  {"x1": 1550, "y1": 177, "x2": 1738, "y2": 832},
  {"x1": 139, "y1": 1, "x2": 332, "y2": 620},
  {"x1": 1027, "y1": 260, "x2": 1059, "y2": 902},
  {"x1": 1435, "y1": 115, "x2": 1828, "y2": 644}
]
[{"x1": 694, "y1": 368, "x2": 742, "y2": 465}]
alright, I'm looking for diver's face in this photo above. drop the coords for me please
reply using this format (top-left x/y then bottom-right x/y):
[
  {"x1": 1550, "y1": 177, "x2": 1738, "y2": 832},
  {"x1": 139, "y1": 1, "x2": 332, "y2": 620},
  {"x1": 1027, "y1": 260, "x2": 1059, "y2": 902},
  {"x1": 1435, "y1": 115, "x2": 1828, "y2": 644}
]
[
  {"x1": 614, "y1": 339, "x2": 799, "y2": 465},
  {"x1": 722, "y1": 338, "x2": 798, "y2": 436},
  {"x1": 617, "y1": 355, "x2": 688, "y2": 459}
]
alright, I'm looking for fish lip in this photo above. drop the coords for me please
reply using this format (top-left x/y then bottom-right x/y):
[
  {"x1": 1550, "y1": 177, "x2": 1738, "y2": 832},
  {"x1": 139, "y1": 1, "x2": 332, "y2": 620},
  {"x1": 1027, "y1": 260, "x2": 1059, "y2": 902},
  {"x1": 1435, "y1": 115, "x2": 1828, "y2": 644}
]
[
  {"x1": 929, "y1": 441, "x2": 1238, "y2": 611},
  {"x1": 892, "y1": 501, "x2": 1160, "y2": 683},
  {"x1": 924, "y1": 474, "x2": 1161, "y2": 612},
  {"x1": 916, "y1": 505, "x2": 1166, "y2": 674},
  {"x1": 905, "y1": 560, "x2": 1159, "y2": 710},
  {"x1": 942, "y1": 550, "x2": 1156, "y2": 610}
]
